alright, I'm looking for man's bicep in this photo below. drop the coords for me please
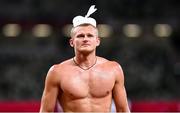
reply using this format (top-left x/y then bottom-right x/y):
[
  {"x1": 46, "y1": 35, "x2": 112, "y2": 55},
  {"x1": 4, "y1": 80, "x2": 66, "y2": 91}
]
[
  {"x1": 113, "y1": 83, "x2": 129, "y2": 112},
  {"x1": 112, "y1": 63, "x2": 130, "y2": 112},
  {"x1": 40, "y1": 66, "x2": 59, "y2": 112}
]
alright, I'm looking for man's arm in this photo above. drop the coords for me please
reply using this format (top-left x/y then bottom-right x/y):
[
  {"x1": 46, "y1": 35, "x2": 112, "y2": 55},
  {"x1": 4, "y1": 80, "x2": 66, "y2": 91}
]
[
  {"x1": 112, "y1": 62, "x2": 130, "y2": 112},
  {"x1": 40, "y1": 65, "x2": 60, "y2": 112}
]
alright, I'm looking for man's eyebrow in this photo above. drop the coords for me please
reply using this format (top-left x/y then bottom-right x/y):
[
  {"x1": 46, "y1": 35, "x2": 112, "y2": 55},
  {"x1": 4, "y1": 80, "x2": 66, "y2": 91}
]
[{"x1": 87, "y1": 33, "x2": 94, "y2": 36}]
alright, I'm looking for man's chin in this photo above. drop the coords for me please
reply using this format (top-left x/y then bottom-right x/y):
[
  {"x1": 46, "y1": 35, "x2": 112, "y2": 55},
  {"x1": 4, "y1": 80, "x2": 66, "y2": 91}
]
[{"x1": 79, "y1": 49, "x2": 93, "y2": 54}]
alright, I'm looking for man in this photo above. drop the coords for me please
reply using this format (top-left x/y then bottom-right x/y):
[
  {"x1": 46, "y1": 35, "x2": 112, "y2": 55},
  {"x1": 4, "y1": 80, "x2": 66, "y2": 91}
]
[{"x1": 40, "y1": 5, "x2": 130, "y2": 112}]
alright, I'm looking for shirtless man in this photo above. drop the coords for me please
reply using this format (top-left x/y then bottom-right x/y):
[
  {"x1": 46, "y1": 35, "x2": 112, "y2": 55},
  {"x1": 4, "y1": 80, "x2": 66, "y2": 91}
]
[{"x1": 40, "y1": 5, "x2": 130, "y2": 112}]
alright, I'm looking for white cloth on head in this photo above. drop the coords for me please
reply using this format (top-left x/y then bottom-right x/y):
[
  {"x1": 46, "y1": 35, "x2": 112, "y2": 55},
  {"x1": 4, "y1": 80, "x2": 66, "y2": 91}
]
[{"x1": 72, "y1": 5, "x2": 97, "y2": 27}]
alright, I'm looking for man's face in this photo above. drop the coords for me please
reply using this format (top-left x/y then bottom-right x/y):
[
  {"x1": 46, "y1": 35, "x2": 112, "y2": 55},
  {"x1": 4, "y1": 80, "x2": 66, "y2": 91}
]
[{"x1": 70, "y1": 25, "x2": 100, "y2": 54}]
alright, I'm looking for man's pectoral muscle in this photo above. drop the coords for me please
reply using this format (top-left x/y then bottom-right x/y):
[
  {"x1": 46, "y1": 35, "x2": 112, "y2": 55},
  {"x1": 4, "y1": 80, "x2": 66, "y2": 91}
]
[{"x1": 58, "y1": 67, "x2": 115, "y2": 112}]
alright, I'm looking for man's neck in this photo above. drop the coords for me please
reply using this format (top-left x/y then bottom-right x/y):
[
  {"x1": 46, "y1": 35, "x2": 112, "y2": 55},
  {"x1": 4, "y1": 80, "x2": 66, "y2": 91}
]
[{"x1": 74, "y1": 53, "x2": 97, "y2": 70}]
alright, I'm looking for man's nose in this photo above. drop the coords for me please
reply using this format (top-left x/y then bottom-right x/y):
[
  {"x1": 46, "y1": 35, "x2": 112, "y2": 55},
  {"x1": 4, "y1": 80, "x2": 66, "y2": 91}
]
[
  {"x1": 83, "y1": 35, "x2": 89, "y2": 40},
  {"x1": 82, "y1": 36, "x2": 89, "y2": 43}
]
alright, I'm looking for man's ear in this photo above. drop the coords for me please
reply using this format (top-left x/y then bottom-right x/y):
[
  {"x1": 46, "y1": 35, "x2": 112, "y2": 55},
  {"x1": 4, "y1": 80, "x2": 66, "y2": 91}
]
[
  {"x1": 96, "y1": 37, "x2": 100, "y2": 46},
  {"x1": 69, "y1": 38, "x2": 74, "y2": 47}
]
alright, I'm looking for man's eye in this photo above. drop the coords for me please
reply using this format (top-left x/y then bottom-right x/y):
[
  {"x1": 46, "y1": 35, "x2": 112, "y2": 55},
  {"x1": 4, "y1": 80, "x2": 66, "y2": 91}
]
[
  {"x1": 88, "y1": 34, "x2": 93, "y2": 37},
  {"x1": 87, "y1": 34, "x2": 94, "y2": 38},
  {"x1": 77, "y1": 34, "x2": 84, "y2": 38}
]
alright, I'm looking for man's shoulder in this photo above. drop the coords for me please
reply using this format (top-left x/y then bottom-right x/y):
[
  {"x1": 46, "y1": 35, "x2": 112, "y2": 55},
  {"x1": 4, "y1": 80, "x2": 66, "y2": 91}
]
[
  {"x1": 60, "y1": 58, "x2": 73, "y2": 66},
  {"x1": 97, "y1": 57, "x2": 124, "y2": 79},
  {"x1": 97, "y1": 56, "x2": 120, "y2": 67},
  {"x1": 45, "y1": 58, "x2": 74, "y2": 81},
  {"x1": 49, "y1": 58, "x2": 73, "y2": 72}
]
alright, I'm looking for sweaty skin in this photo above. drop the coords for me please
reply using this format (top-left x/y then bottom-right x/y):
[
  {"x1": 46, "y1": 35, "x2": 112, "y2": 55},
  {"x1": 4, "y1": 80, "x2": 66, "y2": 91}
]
[{"x1": 40, "y1": 25, "x2": 130, "y2": 112}]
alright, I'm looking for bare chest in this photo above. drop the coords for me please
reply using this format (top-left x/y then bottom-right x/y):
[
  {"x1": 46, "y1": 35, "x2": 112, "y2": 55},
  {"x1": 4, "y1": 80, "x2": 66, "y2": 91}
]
[{"x1": 60, "y1": 69, "x2": 115, "y2": 99}]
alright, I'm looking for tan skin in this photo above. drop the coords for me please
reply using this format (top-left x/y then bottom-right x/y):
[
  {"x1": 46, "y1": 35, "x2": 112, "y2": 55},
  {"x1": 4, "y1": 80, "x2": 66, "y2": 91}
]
[{"x1": 40, "y1": 24, "x2": 130, "y2": 112}]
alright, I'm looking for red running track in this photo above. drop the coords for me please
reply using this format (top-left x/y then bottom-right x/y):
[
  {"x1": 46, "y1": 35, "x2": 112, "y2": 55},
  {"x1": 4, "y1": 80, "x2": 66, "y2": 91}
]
[{"x1": 0, "y1": 100, "x2": 180, "y2": 112}]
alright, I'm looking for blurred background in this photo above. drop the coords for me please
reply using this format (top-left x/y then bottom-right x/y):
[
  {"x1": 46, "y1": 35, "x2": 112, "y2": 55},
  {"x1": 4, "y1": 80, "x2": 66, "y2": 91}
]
[{"x1": 0, "y1": 0, "x2": 180, "y2": 112}]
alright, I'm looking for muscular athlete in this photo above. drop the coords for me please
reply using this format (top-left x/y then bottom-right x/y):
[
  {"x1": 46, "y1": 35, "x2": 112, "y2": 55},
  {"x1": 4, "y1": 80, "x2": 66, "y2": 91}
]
[{"x1": 40, "y1": 24, "x2": 130, "y2": 112}]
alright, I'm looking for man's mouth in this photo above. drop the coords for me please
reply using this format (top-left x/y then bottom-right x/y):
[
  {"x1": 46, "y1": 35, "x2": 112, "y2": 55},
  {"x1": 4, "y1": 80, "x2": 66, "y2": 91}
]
[{"x1": 82, "y1": 44, "x2": 90, "y2": 46}]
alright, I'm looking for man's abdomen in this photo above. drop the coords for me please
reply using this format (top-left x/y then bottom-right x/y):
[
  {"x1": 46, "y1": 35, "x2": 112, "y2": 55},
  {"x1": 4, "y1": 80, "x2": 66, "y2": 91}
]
[{"x1": 59, "y1": 94, "x2": 112, "y2": 112}]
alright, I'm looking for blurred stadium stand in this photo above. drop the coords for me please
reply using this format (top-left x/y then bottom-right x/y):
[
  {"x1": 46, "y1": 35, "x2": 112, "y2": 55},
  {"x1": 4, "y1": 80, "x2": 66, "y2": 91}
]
[{"x1": 0, "y1": 0, "x2": 180, "y2": 111}]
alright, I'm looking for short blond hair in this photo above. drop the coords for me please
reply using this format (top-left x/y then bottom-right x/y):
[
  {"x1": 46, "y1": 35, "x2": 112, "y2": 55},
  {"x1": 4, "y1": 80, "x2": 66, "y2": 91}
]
[{"x1": 70, "y1": 24, "x2": 98, "y2": 38}]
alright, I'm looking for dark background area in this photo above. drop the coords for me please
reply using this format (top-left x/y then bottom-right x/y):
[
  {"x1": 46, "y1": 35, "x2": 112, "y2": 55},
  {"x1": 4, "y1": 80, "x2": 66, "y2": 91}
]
[{"x1": 0, "y1": 0, "x2": 180, "y2": 102}]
